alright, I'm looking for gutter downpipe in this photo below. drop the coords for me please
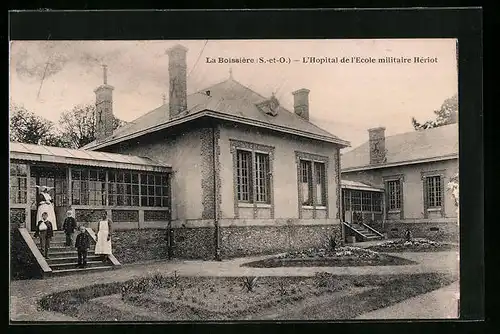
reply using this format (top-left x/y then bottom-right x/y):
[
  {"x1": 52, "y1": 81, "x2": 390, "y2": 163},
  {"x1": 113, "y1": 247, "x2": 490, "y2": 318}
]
[{"x1": 213, "y1": 124, "x2": 221, "y2": 261}]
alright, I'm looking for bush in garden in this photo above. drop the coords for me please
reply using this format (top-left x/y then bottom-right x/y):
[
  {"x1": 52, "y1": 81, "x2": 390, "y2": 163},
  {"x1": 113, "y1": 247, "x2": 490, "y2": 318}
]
[{"x1": 241, "y1": 276, "x2": 258, "y2": 292}]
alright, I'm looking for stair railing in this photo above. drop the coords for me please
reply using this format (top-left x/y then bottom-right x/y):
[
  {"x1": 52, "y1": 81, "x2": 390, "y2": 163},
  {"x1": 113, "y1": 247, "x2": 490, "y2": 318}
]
[
  {"x1": 361, "y1": 222, "x2": 385, "y2": 238},
  {"x1": 343, "y1": 221, "x2": 370, "y2": 239},
  {"x1": 84, "y1": 227, "x2": 121, "y2": 267},
  {"x1": 18, "y1": 227, "x2": 53, "y2": 276}
]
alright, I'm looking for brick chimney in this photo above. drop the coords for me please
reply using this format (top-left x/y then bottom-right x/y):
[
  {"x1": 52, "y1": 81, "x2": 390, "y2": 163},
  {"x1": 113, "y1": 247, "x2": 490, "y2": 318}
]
[
  {"x1": 292, "y1": 88, "x2": 310, "y2": 121},
  {"x1": 166, "y1": 44, "x2": 188, "y2": 118},
  {"x1": 368, "y1": 127, "x2": 387, "y2": 164},
  {"x1": 94, "y1": 65, "x2": 114, "y2": 141}
]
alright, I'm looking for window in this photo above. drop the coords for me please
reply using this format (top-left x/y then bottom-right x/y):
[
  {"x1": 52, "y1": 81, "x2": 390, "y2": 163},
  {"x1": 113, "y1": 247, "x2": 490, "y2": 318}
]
[
  {"x1": 236, "y1": 150, "x2": 252, "y2": 202},
  {"x1": 387, "y1": 180, "x2": 401, "y2": 210},
  {"x1": 342, "y1": 189, "x2": 350, "y2": 211},
  {"x1": 140, "y1": 173, "x2": 169, "y2": 207},
  {"x1": 236, "y1": 150, "x2": 271, "y2": 204},
  {"x1": 362, "y1": 192, "x2": 372, "y2": 211},
  {"x1": 10, "y1": 163, "x2": 27, "y2": 204},
  {"x1": 109, "y1": 171, "x2": 139, "y2": 206},
  {"x1": 300, "y1": 160, "x2": 313, "y2": 206},
  {"x1": 255, "y1": 153, "x2": 270, "y2": 203},
  {"x1": 72, "y1": 169, "x2": 105, "y2": 206},
  {"x1": 352, "y1": 190, "x2": 361, "y2": 211},
  {"x1": 425, "y1": 175, "x2": 442, "y2": 208},
  {"x1": 315, "y1": 162, "x2": 326, "y2": 206},
  {"x1": 372, "y1": 192, "x2": 382, "y2": 212},
  {"x1": 299, "y1": 160, "x2": 327, "y2": 207}
]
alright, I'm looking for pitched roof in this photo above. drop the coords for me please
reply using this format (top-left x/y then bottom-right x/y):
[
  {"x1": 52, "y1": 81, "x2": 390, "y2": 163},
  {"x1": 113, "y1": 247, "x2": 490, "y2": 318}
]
[
  {"x1": 84, "y1": 77, "x2": 350, "y2": 150},
  {"x1": 10, "y1": 142, "x2": 171, "y2": 172},
  {"x1": 341, "y1": 123, "x2": 458, "y2": 171}
]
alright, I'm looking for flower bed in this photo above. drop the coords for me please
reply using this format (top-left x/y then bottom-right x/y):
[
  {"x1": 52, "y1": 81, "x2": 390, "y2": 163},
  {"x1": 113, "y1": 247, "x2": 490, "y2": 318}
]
[
  {"x1": 242, "y1": 246, "x2": 415, "y2": 268},
  {"x1": 36, "y1": 271, "x2": 458, "y2": 321},
  {"x1": 366, "y1": 238, "x2": 458, "y2": 253},
  {"x1": 122, "y1": 275, "x2": 354, "y2": 320}
]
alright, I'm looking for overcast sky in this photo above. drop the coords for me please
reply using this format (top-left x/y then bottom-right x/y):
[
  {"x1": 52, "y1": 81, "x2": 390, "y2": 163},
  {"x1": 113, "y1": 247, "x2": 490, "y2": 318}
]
[{"x1": 9, "y1": 39, "x2": 458, "y2": 150}]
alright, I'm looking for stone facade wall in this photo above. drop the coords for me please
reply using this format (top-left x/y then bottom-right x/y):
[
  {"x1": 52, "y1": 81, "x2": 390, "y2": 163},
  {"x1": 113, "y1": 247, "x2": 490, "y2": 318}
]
[
  {"x1": 112, "y1": 229, "x2": 169, "y2": 264},
  {"x1": 384, "y1": 221, "x2": 459, "y2": 242},
  {"x1": 220, "y1": 224, "x2": 342, "y2": 258},
  {"x1": 171, "y1": 227, "x2": 216, "y2": 260},
  {"x1": 200, "y1": 126, "x2": 221, "y2": 220}
]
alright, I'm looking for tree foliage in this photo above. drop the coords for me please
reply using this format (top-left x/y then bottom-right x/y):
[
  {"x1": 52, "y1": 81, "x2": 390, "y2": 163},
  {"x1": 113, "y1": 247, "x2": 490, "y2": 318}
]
[
  {"x1": 447, "y1": 173, "x2": 459, "y2": 218},
  {"x1": 411, "y1": 94, "x2": 458, "y2": 130},
  {"x1": 9, "y1": 102, "x2": 64, "y2": 146},
  {"x1": 58, "y1": 104, "x2": 126, "y2": 149},
  {"x1": 9, "y1": 102, "x2": 127, "y2": 149}
]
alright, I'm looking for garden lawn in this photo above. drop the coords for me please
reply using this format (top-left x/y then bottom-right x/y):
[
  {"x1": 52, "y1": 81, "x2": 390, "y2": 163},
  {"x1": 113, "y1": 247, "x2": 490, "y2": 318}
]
[
  {"x1": 241, "y1": 246, "x2": 415, "y2": 268},
  {"x1": 366, "y1": 238, "x2": 458, "y2": 253},
  {"x1": 38, "y1": 272, "x2": 457, "y2": 321}
]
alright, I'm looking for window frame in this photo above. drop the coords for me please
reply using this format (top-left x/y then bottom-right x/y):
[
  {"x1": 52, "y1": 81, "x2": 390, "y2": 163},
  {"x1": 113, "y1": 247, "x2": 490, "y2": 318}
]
[
  {"x1": 421, "y1": 170, "x2": 446, "y2": 218},
  {"x1": 295, "y1": 151, "x2": 329, "y2": 219},
  {"x1": 9, "y1": 162, "x2": 28, "y2": 205},
  {"x1": 230, "y1": 140, "x2": 275, "y2": 219},
  {"x1": 383, "y1": 174, "x2": 405, "y2": 219}
]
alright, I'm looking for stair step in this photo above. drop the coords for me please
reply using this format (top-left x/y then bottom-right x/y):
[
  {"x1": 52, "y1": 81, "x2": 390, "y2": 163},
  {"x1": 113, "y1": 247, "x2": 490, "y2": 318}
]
[
  {"x1": 50, "y1": 260, "x2": 110, "y2": 271},
  {"x1": 47, "y1": 250, "x2": 96, "y2": 258},
  {"x1": 50, "y1": 265, "x2": 114, "y2": 277},
  {"x1": 46, "y1": 255, "x2": 102, "y2": 264}
]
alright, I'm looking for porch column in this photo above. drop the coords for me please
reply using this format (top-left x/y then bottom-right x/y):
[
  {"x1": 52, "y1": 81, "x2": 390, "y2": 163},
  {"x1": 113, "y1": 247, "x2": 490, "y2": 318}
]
[
  {"x1": 138, "y1": 210, "x2": 144, "y2": 229},
  {"x1": 67, "y1": 166, "x2": 72, "y2": 214},
  {"x1": 382, "y1": 190, "x2": 386, "y2": 230},
  {"x1": 25, "y1": 164, "x2": 31, "y2": 229}
]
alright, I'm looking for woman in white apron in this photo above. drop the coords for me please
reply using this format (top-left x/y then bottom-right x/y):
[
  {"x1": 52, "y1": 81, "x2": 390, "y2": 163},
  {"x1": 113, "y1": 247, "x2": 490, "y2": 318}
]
[
  {"x1": 95, "y1": 213, "x2": 113, "y2": 261},
  {"x1": 35, "y1": 186, "x2": 57, "y2": 231}
]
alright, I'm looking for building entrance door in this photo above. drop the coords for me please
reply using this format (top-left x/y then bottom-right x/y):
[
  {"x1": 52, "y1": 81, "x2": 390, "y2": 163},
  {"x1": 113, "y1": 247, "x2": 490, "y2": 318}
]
[{"x1": 29, "y1": 166, "x2": 68, "y2": 231}]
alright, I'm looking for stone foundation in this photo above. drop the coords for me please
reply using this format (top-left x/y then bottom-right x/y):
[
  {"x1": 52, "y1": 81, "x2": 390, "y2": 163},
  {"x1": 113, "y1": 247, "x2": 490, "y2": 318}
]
[
  {"x1": 171, "y1": 227, "x2": 216, "y2": 260},
  {"x1": 112, "y1": 229, "x2": 169, "y2": 264},
  {"x1": 384, "y1": 221, "x2": 459, "y2": 242},
  {"x1": 220, "y1": 224, "x2": 343, "y2": 258},
  {"x1": 110, "y1": 223, "x2": 343, "y2": 263}
]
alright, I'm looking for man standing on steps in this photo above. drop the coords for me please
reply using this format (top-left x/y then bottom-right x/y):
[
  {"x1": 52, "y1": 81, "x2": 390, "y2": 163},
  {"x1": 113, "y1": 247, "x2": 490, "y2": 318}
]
[
  {"x1": 34, "y1": 212, "x2": 54, "y2": 258},
  {"x1": 62, "y1": 210, "x2": 77, "y2": 246}
]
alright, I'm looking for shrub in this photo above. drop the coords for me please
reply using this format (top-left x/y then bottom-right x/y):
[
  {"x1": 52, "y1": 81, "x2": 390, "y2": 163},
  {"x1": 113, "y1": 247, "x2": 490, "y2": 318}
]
[
  {"x1": 241, "y1": 276, "x2": 258, "y2": 292},
  {"x1": 404, "y1": 229, "x2": 413, "y2": 242},
  {"x1": 328, "y1": 234, "x2": 337, "y2": 251}
]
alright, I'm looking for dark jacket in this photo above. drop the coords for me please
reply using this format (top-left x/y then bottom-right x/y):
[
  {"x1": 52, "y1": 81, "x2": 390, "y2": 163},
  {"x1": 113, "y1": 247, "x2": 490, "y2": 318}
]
[
  {"x1": 37, "y1": 193, "x2": 53, "y2": 205},
  {"x1": 75, "y1": 232, "x2": 91, "y2": 251},
  {"x1": 62, "y1": 217, "x2": 77, "y2": 234},
  {"x1": 34, "y1": 220, "x2": 53, "y2": 239}
]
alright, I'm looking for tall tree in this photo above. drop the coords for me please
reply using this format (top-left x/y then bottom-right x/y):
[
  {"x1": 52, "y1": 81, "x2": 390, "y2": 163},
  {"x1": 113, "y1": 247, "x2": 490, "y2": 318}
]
[
  {"x1": 9, "y1": 103, "x2": 64, "y2": 145},
  {"x1": 58, "y1": 104, "x2": 127, "y2": 148},
  {"x1": 411, "y1": 94, "x2": 458, "y2": 130}
]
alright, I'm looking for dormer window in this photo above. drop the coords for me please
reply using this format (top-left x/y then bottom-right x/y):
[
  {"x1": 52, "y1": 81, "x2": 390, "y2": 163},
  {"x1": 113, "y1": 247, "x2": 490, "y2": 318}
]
[{"x1": 256, "y1": 95, "x2": 280, "y2": 117}]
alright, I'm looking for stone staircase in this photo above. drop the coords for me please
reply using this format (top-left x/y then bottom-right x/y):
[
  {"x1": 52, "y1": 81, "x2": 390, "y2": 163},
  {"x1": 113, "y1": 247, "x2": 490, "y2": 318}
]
[
  {"x1": 29, "y1": 231, "x2": 116, "y2": 276},
  {"x1": 345, "y1": 222, "x2": 384, "y2": 241}
]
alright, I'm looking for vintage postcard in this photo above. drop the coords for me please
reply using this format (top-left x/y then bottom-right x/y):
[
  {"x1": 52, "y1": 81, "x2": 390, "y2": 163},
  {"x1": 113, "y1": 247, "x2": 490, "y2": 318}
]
[{"x1": 10, "y1": 38, "x2": 460, "y2": 321}]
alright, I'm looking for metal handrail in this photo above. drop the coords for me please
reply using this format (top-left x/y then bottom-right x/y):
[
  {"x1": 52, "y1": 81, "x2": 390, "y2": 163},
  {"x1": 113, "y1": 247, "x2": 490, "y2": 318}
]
[
  {"x1": 361, "y1": 222, "x2": 385, "y2": 237},
  {"x1": 343, "y1": 221, "x2": 370, "y2": 239}
]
